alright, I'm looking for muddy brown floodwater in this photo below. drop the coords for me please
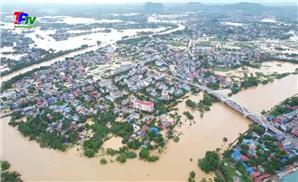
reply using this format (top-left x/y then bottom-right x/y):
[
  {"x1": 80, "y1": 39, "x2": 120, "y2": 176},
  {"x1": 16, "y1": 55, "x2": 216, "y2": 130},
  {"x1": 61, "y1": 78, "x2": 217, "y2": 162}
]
[{"x1": 1, "y1": 67, "x2": 297, "y2": 182}]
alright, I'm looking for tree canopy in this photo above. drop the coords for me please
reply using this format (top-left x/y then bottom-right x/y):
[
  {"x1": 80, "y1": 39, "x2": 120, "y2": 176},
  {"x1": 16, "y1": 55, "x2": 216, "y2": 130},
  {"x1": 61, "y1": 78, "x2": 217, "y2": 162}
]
[{"x1": 198, "y1": 151, "x2": 220, "y2": 173}]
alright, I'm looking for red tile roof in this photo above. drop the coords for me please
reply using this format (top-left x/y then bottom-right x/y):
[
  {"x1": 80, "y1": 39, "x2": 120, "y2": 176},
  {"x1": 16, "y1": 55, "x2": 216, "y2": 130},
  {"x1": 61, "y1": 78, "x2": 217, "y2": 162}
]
[{"x1": 135, "y1": 99, "x2": 154, "y2": 107}]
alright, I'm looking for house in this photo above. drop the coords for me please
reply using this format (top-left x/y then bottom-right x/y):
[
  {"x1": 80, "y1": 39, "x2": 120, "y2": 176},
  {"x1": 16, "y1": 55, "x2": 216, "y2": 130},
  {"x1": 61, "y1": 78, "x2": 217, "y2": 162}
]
[
  {"x1": 161, "y1": 90, "x2": 170, "y2": 100},
  {"x1": 22, "y1": 105, "x2": 36, "y2": 114},
  {"x1": 291, "y1": 126, "x2": 298, "y2": 137},
  {"x1": 132, "y1": 99, "x2": 154, "y2": 112}
]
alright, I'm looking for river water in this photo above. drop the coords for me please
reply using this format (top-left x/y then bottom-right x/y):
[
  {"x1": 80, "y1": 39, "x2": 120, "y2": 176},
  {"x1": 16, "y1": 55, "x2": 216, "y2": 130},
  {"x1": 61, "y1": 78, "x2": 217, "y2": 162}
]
[
  {"x1": 281, "y1": 170, "x2": 298, "y2": 182},
  {"x1": 1, "y1": 65, "x2": 297, "y2": 181}
]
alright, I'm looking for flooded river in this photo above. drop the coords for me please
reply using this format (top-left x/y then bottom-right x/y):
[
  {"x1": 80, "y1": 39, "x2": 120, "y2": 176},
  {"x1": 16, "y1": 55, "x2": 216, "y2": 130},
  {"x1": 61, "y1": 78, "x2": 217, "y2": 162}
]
[{"x1": 1, "y1": 69, "x2": 297, "y2": 181}]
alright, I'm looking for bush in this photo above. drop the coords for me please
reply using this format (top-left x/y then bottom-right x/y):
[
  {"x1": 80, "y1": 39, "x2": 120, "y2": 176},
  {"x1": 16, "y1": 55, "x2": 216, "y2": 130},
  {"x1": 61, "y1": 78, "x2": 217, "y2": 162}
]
[
  {"x1": 148, "y1": 155, "x2": 159, "y2": 162},
  {"x1": 110, "y1": 147, "x2": 137, "y2": 163},
  {"x1": 183, "y1": 111, "x2": 194, "y2": 120},
  {"x1": 139, "y1": 148, "x2": 150, "y2": 159},
  {"x1": 188, "y1": 177, "x2": 195, "y2": 182},
  {"x1": 1, "y1": 171, "x2": 23, "y2": 182},
  {"x1": 200, "y1": 94, "x2": 213, "y2": 106},
  {"x1": 186, "y1": 99, "x2": 197, "y2": 109},
  {"x1": 1, "y1": 161, "x2": 10, "y2": 171},
  {"x1": 173, "y1": 136, "x2": 180, "y2": 143},
  {"x1": 100, "y1": 158, "x2": 107, "y2": 165},
  {"x1": 190, "y1": 171, "x2": 196, "y2": 178},
  {"x1": 106, "y1": 148, "x2": 119, "y2": 156},
  {"x1": 127, "y1": 140, "x2": 141, "y2": 150},
  {"x1": 116, "y1": 154, "x2": 127, "y2": 163},
  {"x1": 223, "y1": 137, "x2": 228, "y2": 142},
  {"x1": 188, "y1": 171, "x2": 196, "y2": 182},
  {"x1": 126, "y1": 151, "x2": 137, "y2": 159}
]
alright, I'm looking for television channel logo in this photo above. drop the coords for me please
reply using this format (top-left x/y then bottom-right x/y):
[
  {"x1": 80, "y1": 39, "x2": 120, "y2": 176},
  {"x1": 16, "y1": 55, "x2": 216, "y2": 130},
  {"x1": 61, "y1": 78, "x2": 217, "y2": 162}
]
[{"x1": 14, "y1": 11, "x2": 37, "y2": 28}]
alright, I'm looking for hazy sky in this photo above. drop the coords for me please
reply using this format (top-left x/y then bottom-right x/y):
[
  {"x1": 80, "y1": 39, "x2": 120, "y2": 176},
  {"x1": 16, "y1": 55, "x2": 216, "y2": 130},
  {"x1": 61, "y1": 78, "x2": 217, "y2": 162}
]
[{"x1": 3, "y1": 0, "x2": 298, "y2": 4}]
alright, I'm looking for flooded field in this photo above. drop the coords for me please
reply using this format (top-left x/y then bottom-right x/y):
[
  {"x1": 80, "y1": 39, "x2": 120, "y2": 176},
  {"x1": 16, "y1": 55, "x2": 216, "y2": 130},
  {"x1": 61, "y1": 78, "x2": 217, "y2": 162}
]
[
  {"x1": 215, "y1": 61, "x2": 298, "y2": 78},
  {"x1": 26, "y1": 27, "x2": 167, "y2": 51}
]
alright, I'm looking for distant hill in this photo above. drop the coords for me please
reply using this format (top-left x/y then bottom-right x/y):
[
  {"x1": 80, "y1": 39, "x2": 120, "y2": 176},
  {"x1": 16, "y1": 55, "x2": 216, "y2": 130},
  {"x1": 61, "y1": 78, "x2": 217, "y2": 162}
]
[
  {"x1": 184, "y1": 2, "x2": 204, "y2": 11},
  {"x1": 166, "y1": 2, "x2": 205, "y2": 12},
  {"x1": 223, "y1": 2, "x2": 264, "y2": 12},
  {"x1": 143, "y1": 2, "x2": 164, "y2": 13}
]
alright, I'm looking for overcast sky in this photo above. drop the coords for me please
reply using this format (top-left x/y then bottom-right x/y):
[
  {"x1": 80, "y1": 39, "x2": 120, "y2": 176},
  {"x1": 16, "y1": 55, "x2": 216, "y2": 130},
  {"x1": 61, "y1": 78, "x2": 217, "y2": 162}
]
[{"x1": 3, "y1": 0, "x2": 298, "y2": 4}]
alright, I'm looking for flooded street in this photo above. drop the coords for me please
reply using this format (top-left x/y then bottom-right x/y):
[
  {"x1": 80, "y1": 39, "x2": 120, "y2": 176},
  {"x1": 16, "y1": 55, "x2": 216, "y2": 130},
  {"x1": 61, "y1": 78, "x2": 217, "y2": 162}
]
[{"x1": 1, "y1": 70, "x2": 297, "y2": 181}]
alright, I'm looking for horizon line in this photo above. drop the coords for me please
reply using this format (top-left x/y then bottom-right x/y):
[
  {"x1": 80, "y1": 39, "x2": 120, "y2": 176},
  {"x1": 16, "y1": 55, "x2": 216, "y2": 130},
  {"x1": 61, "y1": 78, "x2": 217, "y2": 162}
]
[{"x1": 2, "y1": 0, "x2": 298, "y2": 4}]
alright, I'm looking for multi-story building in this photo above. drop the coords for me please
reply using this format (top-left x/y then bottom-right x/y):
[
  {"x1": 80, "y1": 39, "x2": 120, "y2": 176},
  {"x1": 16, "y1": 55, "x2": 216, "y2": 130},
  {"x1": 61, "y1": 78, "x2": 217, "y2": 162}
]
[{"x1": 132, "y1": 99, "x2": 154, "y2": 112}]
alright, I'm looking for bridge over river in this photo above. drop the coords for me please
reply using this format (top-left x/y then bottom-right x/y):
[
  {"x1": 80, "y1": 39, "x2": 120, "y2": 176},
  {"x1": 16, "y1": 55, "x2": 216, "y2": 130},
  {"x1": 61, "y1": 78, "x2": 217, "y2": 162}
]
[{"x1": 173, "y1": 76, "x2": 298, "y2": 149}]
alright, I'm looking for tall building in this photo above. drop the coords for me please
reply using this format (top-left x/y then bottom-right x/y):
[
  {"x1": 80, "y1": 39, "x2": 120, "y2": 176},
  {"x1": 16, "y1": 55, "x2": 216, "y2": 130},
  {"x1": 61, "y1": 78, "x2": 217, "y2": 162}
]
[{"x1": 132, "y1": 99, "x2": 154, "y2": 112}]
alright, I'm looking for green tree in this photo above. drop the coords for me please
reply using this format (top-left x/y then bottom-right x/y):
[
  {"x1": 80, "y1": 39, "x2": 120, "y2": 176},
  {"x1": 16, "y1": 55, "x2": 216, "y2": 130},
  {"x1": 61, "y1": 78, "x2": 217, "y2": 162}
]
[
  {"x1": 111, "y1": 122, "x2": 133, "y2": 138},
  {"x1": 183, "y1": 111, "x2": 194, "y2": 120},
  {"x1": 200, "y1": 94, "x2": 213, "y2": 106},
  {"x1": 83, "y1": 136, "x2": 103, "y2": 158},
  {"x1": 148, "y1": 155, "x2": 159, "y2": 162},
  {"x1": 198, "y1": 151, "x2": 220, "y2": 173},
  {"x1": 126, "y1": 151, "x2": 137, "y2": 159},
  {"x1": 190, "y1": 171, "x2": 196, "y2": 178},
  {"x1": 127, "y1": 140, "x2": 141, "y2": 149},
  {"x1": 185, "y1": 99, "x2": 197, "y2": 109},
  {"x1": 116, "y1": 154, "x2": 127, "y2": 163},
  {"x1": 1, "y1": 171, "x2": 23, "y2": 182},
  {"x1": 139, "y1": 148, "x2": 150, "y2": 159},
  {"x1": 251, "y1": 125, "x2": 265, "y2": 135},
  {"x1": 1, "y1": 161, "x2": 10, "y2": 171}
]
